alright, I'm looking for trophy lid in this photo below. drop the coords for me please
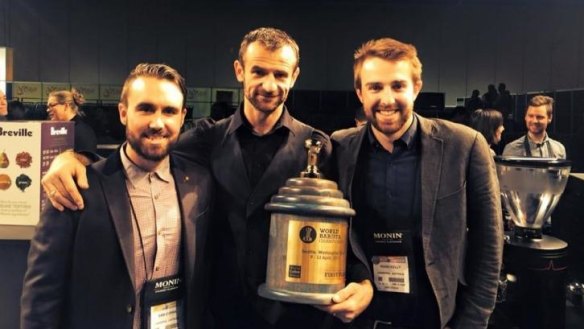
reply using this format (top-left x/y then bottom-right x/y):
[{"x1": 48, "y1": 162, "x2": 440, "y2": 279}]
[
  {"x1": 265, "y1": 177, "x2": 356, "y2": 218},
  {"x1": 265, "y1": 138, "x2": 355, "y2": 218}
]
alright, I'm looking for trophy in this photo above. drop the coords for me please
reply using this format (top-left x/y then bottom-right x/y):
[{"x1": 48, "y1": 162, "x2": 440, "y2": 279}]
[{"x1": 258, "y1": 139, "x2": 355, "y2": 304}]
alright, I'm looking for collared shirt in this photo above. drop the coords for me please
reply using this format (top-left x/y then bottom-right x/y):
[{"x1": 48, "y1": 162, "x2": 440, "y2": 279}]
[
  {"x1": 232, "y1": 106, "x2": 291, "y2": 188},
  {"x1": 352, "y1": 116, "x2": 439, "y2": 328},
  {"x1": 502, "y1": 133, "x2": 566, "y2": 159},
  {"x1": 120, "y1": 145, "x2": 182, "y2": 329},
  {"x1": 362, "y1": 117, "x2": 420, "y2": 224}
]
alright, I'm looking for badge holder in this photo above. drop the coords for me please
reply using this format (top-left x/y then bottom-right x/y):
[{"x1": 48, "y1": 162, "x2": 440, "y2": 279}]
[{"x1": 141, "y1": 274, "x2": 184, "y2": 329}]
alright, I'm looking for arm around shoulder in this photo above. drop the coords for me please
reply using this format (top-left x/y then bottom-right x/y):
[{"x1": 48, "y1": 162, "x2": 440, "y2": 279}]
[{"x1": 41, "y1": 149, "x2": 91, "y2": 211}]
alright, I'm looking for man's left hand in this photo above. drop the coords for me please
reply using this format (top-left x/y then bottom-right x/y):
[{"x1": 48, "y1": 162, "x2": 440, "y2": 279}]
[{"x1": 315, "y1": 279, "x2": 373, "y2": 323}]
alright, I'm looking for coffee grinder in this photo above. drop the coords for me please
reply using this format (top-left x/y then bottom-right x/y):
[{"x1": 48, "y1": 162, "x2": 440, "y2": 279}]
[{"x1": 495, "y1": 156, "x2": 572, "y2": 329}]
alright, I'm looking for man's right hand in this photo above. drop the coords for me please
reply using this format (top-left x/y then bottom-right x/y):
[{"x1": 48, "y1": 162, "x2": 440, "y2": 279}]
[{"x1": 41, "y1": 150, "x2": 89, "y2": 211}]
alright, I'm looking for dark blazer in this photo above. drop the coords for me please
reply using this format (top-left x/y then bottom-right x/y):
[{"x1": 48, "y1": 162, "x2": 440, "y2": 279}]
[
  {"x1": 20, "y1": 150, "x2": 214, "y2": 329},
  {"x1": 71, "y1": 115, "x2": 98, "y2": 154},
  {"x1": 176, "y1": 109, "x2": 346, "y2": 328},
  {"x1": 331, "y1": 114, "x2": 503, "y2": 329}
]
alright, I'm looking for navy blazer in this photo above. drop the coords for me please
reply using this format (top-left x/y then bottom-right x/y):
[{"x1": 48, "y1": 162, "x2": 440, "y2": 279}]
[
  {"x1": 331, "y1": 114, "x2": 503, "y2": 329},
  {"x1": 21, "y1": 150, "x2": 214, "y2": 329}
]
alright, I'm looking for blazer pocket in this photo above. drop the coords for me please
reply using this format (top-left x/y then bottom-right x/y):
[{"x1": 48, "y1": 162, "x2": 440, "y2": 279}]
[
  {"x1": 434, "y1": 181, "x2": 468, "y2": 285},
  {"x1": 436, "y1": 180, "x2": 466, "y2": 201}
]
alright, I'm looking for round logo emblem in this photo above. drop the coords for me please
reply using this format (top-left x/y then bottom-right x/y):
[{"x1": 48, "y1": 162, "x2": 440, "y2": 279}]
[
  {"x1": 0, "y1": 174, "x2": 12, "y2": 190},
  {"x1": 16, "y1": 174, "x2": 32, "y2": 192},
  {"x1": 299, "y1": 226, "x2": 317, "y2": 243},
  {"x1": 16, "y1": 152, "x2": 33, "y2": 168},
  {"x1": 0, "y1": 151, "x2": 9, "y2": 168}
]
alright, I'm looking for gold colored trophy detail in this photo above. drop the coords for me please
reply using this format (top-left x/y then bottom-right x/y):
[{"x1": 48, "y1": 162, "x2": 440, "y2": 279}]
[{"x1": 258, "y1": 139, "x2": 356, "y2": 304}]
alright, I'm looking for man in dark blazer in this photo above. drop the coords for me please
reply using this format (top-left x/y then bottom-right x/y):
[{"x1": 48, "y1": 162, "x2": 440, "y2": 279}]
[
  {"x1": 175, "y1": 27, "x2": 373, "y2": 328},
  {"x1": 331, "y1": 38, "x2": 503, "y2": 328},
  {"x1": 21, "y1": 64, "x2": 214, "y2": 329}
]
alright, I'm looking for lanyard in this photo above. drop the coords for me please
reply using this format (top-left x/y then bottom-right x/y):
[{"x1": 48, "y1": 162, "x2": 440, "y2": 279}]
[
  {"x1": 523, "y1": 135, "x2": 554, "y2": 157},
  {"x1": 128, "y1": 193, "x2": 153, "y2": 282}
]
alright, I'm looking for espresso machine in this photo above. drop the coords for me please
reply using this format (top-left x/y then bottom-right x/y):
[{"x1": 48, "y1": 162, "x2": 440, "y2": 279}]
[{"x1": 495, "y1": 156, "x2": 572, "y2": 329}]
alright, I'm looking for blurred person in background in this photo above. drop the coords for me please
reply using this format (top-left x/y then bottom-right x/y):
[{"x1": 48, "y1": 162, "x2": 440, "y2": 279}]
[
  {"x1": 47, "y1": 88, "x2": 98, "y2": 153},
  {"x1": 8, "y1": 100, "x2": 27, "y2": 120},
  {"x1": 355, "y1": 106, "x2": 367, "y2": 127},
  {"x1": 470, "y1": 109, "x2": 505, "y2": 157},
  {"x1": 0, "y1": 89, "x2": 7, "y2": 120},
  {"x1": 465, "y1": 89, "x2": 484, "y2": 113},
  {"x1": 502, "y1": 95, "x2": 565, "y2": 159}
]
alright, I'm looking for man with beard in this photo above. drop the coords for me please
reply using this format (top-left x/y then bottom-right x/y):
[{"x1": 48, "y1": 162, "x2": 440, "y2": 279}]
[
  {"x1": 330, "y1": 38, "x2": 503, "y2": 328},
  {"x1": 175, "y1": 27, "x2": 372, "y2": 329},
  {"x1": 503, "y1": 95, "x2": 566, "y2": 158},
  {"x1": 21, "y1": 63, "x2": 214, "y2": 329},
  {"x1": 39, "y1": 28, "x2": 373, "y2": 328}
]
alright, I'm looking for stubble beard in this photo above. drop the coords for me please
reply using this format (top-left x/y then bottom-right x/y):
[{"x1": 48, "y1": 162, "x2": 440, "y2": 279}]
[
  {"x1": 126, "y1": 129, "x2": 176, "y2": 162},
  {"x1": 369, "y1": 103, "x2": 410, "y2": 136},
  {"x1": 246, "y1": 86, "x2": 286, "y2": 114}
]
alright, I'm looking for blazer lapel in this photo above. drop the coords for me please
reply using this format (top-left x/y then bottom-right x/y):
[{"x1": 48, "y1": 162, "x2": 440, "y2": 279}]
[
  {"x1": 99, "y1": 153, "x2": 136, "y2": 288},
  {"x1": 418, "y1": 115, "x2": 444, "y2": 250},
  {"x1": 171, "y1": 159, "x2": 197, "y2": 288},
  {"x1": 339, "y1": 126, "x2": 367, "y2": 202},
  {"x1": 247, "y1": 126, "x2": 307, "y2": 217},
  {"x1": 212, "y1": 127, "x2": 252, "y2": 204}
]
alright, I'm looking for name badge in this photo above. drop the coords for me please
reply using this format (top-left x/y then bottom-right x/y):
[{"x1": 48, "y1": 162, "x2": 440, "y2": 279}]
[
  {"x1": 372, "y1": 255, "x2": 410, "y2": 293},
  {"x1": 142, "y1": 274, "x2": 184, "y2": 329}
]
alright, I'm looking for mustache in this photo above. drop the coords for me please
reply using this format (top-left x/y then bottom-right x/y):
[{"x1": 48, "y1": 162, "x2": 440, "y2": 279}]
[
  {"x1": 255, "y1": 87, "x2": 283, "y2": 97},
  {"x1": 142, "y1": 129, "x2": 168, "y2": 138},
  {"x1": 373, "y1": 103, "x2": 398, "y2": 112},
  {"x1": 257, "y1": 92, "x2": 279, "y2": 97}
]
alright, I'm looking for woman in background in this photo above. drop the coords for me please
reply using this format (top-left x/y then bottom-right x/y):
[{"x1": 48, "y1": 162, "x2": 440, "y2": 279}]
[
  {"x1": 471, "y1": 108, "x2": 505, "y2": 156},
  {"x1": 46, "y1": 88, "x2": 97, "y2": 153}
]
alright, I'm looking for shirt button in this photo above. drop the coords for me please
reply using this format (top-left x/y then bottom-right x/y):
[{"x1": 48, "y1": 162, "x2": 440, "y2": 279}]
[{"x1": 126, "y1": 305, "x2": 133, "y2": 313}]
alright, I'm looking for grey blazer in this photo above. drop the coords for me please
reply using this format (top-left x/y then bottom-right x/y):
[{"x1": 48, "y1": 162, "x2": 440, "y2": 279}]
[{"x1": 331, "y1": 114, "x2": 503, "y2": 328}]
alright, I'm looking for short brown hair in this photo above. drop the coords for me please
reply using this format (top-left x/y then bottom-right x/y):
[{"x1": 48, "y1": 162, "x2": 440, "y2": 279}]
[
  {"x1": 353, "y1": 38, "x2": 422, "y2": 90},
  {"x1": 120, "y1": 63, "x2": 187, "y2": 108},
  {"x1": 528, "y1": 95, "x2": 554, "y2": 117},
  {"x1": 238, "y1": 27, "x2": 300, "y2": 68}
]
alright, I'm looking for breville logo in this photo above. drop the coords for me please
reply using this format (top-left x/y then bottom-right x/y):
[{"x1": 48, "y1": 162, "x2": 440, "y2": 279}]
[
  {"x1": 0, "y1": 127, "x2": 33, "y2": 137},
  {"x1": 155, "y1": 278, "x2": 181, "y2": 289},
  {"x1": 50, "y1": 127, "x2": 68, "y2": 136}
]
